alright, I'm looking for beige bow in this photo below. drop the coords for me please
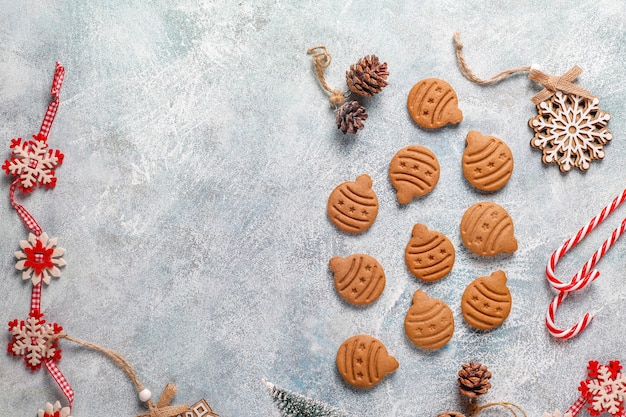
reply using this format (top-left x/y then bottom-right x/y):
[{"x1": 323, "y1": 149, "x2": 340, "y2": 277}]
[
  {"x1": 529, "y1": 65, "x2": 595, "y2": 104},
  {"x1": 136, "y1": 384, "x2": 190, "y2": 417}
]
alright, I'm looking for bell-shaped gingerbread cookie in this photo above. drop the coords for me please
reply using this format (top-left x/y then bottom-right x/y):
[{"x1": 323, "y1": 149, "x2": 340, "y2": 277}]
[
  {"x1": 327, "y1": 174, "x2": 378, "y2": 234},
  {"x1": 407, "y1": 78, "x2": 463, "y2": 129},
  {"x1": 460, "y1": 202, "x2": 517, "y2": 256},
  {"x1": 329, "y1": 254, "x2": 385, "y2": 305},
  {"x1": 336, "y1": 334, "x2": 399, "y2": 388},
  {"x1": 389, "y1": 145, "x2": 440, "y2": 204},
  {"x1": 461, "y1": 270, "x2": 512, "y2": 330},
  {"x1": 404, "y1": 290, "x2": 454, "y2": 350},
  {"x1": 405, "y1": 224, "x2": 455, "y2": 282},
  {"x1": 462, "y1": 131, "x2": 514, "y2": 192}
]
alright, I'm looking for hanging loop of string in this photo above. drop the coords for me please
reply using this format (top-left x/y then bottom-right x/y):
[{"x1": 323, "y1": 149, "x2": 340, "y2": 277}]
[
  {"x1": 545, "y1": 188, "x2": 626, "y2": 339},
  {"x1": 59, "y1": 333, "x2": 189, "y2": 416},
  {"x1": 453, "y1": 32, "x2": 594, "y2": 104},
  {"x1": 306, "y1": 46, "x2": 347, "y2": 107},
  {"x1": 468, "y1": 401, "x2": 527, "y2": 417}
]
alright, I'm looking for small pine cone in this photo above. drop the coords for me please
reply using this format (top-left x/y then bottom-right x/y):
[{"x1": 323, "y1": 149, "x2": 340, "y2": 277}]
[
  {"x1": 336, "y1": 101, "x2": 368, "y2": 134},
  {"x1": 458, "y1": 361, "x2": 492, "y2": 398},
  {"x1": 437, "y1": 412, "x2": 466, "y2": 417},
  {"x1": 346, "y1": 55, "x2": 389, "y2": 96}
]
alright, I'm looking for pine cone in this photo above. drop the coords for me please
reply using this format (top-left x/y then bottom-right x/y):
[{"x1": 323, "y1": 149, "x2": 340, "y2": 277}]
[
  {"x1": 346, "y1": 55, "x2": 389, "y2": 96},
  {"x1": 458, "y1": 361, "x2": 492, "y2": 398},
  {"x1": 437, "y1": 412, "x2": 466, "y2": 417},
  {"x1": 336, "y1": 101, "x2": 368, "y2": 134}
]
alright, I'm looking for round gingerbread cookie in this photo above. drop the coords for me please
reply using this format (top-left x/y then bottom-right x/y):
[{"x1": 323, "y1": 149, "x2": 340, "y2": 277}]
[
  {"x1": 329, "y1": 254, "x2": 385, "y2": 305},
  {"x1": 327, "y1": 174, "x2": 378, "y2": 234},
  {"x1": 461, "y1": 270, "x2": 512, "y2": 330},
  {"x1": 462, "y1": 130, "x2": 514, "y2": 192},
  {"x1": 460, "y1": 202, "x2": 518, "y2": 256},
  {"x1": 389, "y1": 145, "x2": 440, "y2": 204},
  {"x1": 407, "y1": 78, "x2": 463, "y2": 129},
  {"x1": 336, "y1": 334, "x2": 399, "y2": 388},
  {"x1": 405, "y1": 223, "x2": 455, "y2": 282},
  {"x1": 404, "y1": 290, "x2": 454, "y2": 350}
]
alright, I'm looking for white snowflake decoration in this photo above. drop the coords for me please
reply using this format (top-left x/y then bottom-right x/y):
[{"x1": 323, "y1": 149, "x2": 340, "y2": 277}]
[
  {"x1": 38, "y1": 401, "x2": 72, "y2": 417},
  {"x1": 2, "y1": 136, "x2": 64, "y2": 192},
  {"x1": 529, "y1": 92, "x2": 612, "y2": 173},
  {"x1": 15, "y1": 232, "x2": 66, "y2": 286},
  {"x1": 581, "y1": 362, "x2": 626, "y2": 416},
  {"x1": 8, "y1": 312, "x2": 62, "y2": 371}
]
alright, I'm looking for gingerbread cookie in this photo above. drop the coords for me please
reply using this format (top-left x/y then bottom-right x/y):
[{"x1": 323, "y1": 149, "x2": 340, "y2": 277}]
[
  {"x1": 407, "y1": 78, "x2": 463, "y2": 129},
  {"x1": 462, "y1": 130, "x2": 513, "y2": 192},
  {"x1": 460, "y1": 202, "x2": 517, "y2": 256},
  {"x1": 404, "y1": 290, "x2": 454, "y2": 350},
  {"x1": 329, "y1": 254, "x2": 385, "y2": 305},
  {"x1": 327, "y1": 174, "x2": 378, "y2": 234},
  {"x1": 336, "y1": 334, "x2": 398, "y2": 388},
  {"x1": 405, "y1": 224, "x2": 455, "y2": 282},
  {"x1": 461, "y1": 270, "x2": 512, "y2": 330},
  {"x1": 389, "y1": 145, "x2": 440, "y2": 204}
]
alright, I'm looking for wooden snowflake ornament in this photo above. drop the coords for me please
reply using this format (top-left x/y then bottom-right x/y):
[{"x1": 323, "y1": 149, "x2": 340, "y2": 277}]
[
  {"x1": 529, "y1": 92, "x2": 612, "y2": 173},
  {"x1": 528, "y1": 65, "x2": 612, "y2": 173}
]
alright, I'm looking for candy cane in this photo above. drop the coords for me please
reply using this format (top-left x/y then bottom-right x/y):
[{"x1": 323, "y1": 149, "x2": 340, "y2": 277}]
[{"x1": 546, "y1": 188, "x2": 626, "y2": 339}]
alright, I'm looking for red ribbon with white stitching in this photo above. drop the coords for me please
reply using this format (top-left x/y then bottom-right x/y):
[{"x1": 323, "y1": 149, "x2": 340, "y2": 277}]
[{"x1": 546, "y1": 188, "x2": 626, "y2": 339}]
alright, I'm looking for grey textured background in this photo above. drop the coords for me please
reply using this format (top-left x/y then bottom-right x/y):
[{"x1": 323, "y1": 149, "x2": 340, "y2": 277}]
[{"x1": 1, "y1": 1, "x2": 625, "y2": 416}]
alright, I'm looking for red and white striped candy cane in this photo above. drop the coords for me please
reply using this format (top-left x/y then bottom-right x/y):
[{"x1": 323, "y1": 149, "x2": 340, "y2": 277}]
[{"x1": 545, "y1": 188, "x2": 626, "y2": 339}]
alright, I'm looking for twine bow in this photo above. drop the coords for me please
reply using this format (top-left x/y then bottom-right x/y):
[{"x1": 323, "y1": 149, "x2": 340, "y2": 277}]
[
  {"x1": 136, "y1": 384, "x2": 190, "y2": 417},
  {"x1": 529, "y1": 65, "x2": 595, "y2": 104}
]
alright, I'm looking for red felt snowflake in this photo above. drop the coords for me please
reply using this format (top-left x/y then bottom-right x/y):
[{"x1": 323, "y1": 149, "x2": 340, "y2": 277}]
[
  {"x1": 7, "y1": 311, "x2": 63, "y2": 371},
  {"x1": 2, "y1": 135, "x2": 64, "y2": 193},
  {"x1": 579, "y1": 360, "x2": 626, "y2": 416},
  {"x1": 15, "y1": 232, "x2": 66, "y2": 286}
]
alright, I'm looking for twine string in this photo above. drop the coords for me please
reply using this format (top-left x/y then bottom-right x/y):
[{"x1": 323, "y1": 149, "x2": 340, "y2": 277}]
[
  {"x1": 469, "y1": 401, "x2": 528, "y2": 417},
  {"x1": 453, "y1": 32, "x2": 595, "y2": 104},
  {"x1": 453, "y1": 32, "x2": 531, "y2": 85},
  {"x1": 58, "y1": 333, "x2": 190, "y2": 416},
  {"x1": 306, "y1": 46, "x2": 347, "y2": 107}
]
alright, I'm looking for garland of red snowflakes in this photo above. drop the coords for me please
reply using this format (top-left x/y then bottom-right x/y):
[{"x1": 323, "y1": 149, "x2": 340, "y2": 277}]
[{"x1": 4, "y1": 63, "x2": 219, "y2": 417}]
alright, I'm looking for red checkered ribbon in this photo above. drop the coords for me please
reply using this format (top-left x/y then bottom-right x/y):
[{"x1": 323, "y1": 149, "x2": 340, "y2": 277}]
[
  {"x1": 44, "y1": 359, "x2": 74, "y2": 409},
  {"x1": 565, "y1": 393, "x2": 589, "y2": 417},
  {"x1": 545, "y1": 188, "x2": 626, "y2": 339},
  {"x1": 9, "y1": 179, "x2": 43, "y2": 236},
  {"x1": 30, "y1": 280, "x2": 42, "y2": 313},
  {"x1": 37, "y1": 61, "x2": 65, "y2": 142}
]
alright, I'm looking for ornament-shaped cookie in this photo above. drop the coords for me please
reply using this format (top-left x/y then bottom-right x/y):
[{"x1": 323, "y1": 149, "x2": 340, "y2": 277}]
[
  {"x1": 405, "y1": 224, "x2": 455, "y2": 282},
  {"x1": 389, "y1": 145, "x2": 440, "y2": 204},
  {"x1": 336, "y1": 334, "x2": 399, "y2": 388},
  {"x1": 327, "y1": 174, "x2": 378, "y2": 234},
  {"x1": 404, "y1": 290, "x2": 454, "y2": 350},
  {"x1": 462, "y1": 130, "x2": 514, "y2": 192},
  {"x1": 461, "y1": 270, "x2": 512, "y2": 330},
  {"x1": 460, "y1": 202, "x2": 517, "y2": 256},
  {"x1": 407, "y1": 78, "x2": 463, "y2": 129},
  {"x1": 329, "y1": 254, "x2": 385, "y2": 305}
]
